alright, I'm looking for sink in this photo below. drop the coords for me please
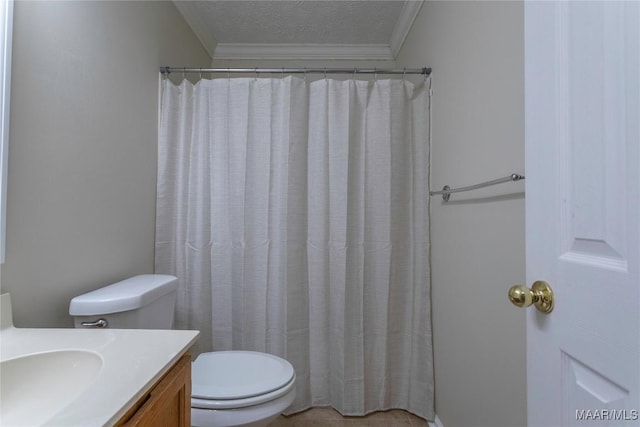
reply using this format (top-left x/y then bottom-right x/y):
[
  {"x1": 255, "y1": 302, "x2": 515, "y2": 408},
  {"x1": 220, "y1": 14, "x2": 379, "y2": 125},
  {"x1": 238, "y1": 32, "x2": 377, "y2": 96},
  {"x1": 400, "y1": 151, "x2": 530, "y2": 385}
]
[{"x1": 0, "y1": 350, "x2": 103, "y2": 426}]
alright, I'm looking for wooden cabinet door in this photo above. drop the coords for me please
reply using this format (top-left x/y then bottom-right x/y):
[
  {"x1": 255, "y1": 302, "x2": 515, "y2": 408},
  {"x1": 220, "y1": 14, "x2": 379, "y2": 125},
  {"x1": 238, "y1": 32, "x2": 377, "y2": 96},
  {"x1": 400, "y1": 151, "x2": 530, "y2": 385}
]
[{"x1": 116, "y1": 354, "x2": 191, "y2": 427}]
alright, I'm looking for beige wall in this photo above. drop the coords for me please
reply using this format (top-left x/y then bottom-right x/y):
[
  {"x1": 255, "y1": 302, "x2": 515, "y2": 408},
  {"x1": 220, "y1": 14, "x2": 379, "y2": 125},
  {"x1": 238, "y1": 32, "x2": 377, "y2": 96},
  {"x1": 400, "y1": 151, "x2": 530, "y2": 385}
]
[
  {"x1": 1, "y1": 1, "x2": 210, "y2": 327},
  {"x1": 396, "y1": 2, "x2": 526, "y2": 427}
]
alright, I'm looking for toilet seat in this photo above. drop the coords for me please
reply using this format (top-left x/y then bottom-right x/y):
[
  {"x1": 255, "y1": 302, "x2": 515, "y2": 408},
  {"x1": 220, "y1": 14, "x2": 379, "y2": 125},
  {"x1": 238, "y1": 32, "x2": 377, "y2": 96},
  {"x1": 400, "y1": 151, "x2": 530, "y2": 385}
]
[
  {"x1": 191, "y1": 351, "x2": 296, "y2": 410},
  {"x1": 191, "y1": 376, "x2": 295, "y2": 409}
]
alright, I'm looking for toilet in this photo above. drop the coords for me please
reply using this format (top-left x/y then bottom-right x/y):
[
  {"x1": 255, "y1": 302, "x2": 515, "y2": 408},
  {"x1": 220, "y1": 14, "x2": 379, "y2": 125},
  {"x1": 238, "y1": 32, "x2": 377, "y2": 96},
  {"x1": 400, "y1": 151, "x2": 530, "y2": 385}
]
[{"x1": 69, "y1": 274, "x2": 296, "y2": 427}]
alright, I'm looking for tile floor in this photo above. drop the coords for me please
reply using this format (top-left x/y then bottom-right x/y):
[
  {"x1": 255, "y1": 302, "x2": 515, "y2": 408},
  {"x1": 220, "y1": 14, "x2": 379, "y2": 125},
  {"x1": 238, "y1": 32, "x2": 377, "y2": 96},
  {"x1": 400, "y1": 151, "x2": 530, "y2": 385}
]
[{"x1": 270, "y1": 407, "x2": 429, "y2": 426}]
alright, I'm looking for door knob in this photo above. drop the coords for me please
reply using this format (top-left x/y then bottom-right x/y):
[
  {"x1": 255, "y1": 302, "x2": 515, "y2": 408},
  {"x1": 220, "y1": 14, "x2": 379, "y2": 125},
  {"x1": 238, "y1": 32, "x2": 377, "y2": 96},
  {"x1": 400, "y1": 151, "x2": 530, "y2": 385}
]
[{"x1": 508, "y1": 280, "x2": 554, "y2": 313}]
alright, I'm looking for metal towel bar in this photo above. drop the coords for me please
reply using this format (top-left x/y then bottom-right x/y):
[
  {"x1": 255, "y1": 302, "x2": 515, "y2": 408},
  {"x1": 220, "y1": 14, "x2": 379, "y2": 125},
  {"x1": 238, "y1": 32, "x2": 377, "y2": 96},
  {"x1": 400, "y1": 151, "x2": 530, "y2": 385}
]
[{"x1": 430, "y1": 173, "x2": 525, "y2": 201}]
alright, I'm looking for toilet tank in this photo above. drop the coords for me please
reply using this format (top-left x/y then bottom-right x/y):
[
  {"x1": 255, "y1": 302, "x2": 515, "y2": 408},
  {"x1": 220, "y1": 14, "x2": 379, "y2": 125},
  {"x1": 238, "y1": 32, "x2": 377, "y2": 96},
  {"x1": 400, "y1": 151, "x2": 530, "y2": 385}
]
[{"x1": 69, "y1": 274, "x2": 178, "y2": 329}]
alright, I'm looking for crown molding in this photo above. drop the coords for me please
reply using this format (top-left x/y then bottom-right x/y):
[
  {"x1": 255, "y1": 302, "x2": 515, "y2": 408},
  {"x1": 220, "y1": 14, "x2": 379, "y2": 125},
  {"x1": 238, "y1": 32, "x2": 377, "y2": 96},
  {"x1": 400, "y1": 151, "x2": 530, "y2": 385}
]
[
  {"x1": 213, "y1": 43, "x2": 395, "y2": 60},
  {"x1": 173, "y1": 1, "x2": 217, "y2": 58},
  {"x1": 389, "y1": 0, "x2": 424, "y2": 58}
]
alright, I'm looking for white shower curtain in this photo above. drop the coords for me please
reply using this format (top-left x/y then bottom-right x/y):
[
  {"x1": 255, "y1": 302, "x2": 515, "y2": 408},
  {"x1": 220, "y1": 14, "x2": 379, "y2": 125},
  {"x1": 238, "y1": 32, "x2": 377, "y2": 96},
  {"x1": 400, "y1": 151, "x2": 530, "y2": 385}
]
[{"x1": 155, "y1": 76, "x2": 433, "y2": 419}]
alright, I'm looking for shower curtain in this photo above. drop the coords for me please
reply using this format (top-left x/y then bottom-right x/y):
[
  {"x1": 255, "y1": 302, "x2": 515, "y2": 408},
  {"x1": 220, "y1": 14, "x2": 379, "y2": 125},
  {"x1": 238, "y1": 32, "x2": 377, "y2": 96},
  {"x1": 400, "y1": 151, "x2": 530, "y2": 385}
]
[{"x1": 155, "y1": 75, "x2": 433, "y2": 419}]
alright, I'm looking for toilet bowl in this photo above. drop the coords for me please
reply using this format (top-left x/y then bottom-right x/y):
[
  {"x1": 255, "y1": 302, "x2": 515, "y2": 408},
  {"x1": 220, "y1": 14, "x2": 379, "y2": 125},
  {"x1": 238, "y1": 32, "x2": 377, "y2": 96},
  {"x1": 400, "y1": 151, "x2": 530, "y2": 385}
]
[
  {"x1": 191, "y1": 351, "x2": 296, "y2": 427},
  {"x1": 69, "y1": 275, "x2": 296, "y2": 427}
]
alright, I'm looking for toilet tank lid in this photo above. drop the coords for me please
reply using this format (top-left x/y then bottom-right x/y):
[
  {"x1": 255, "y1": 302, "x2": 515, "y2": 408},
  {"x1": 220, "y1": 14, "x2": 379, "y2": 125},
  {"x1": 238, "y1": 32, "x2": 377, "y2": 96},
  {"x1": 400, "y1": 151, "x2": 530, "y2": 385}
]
[{"x1": 69, "y1": 274, "x2": 178, "y2": 316}]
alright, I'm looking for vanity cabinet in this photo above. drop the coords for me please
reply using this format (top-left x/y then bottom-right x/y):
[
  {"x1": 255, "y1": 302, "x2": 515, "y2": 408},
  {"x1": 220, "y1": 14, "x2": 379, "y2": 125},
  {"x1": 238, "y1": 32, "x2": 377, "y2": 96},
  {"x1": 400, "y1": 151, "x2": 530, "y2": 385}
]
[{"x1": 116, "y1": 353, "x2": 191, "y2": 427}]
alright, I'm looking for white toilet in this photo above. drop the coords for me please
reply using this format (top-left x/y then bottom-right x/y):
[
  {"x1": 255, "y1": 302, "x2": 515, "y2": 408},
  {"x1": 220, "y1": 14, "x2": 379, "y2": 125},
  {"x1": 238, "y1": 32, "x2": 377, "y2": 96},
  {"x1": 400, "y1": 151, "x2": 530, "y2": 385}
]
[{"x1": 69, "y1": 274, "x2": 296, "y2": 427}]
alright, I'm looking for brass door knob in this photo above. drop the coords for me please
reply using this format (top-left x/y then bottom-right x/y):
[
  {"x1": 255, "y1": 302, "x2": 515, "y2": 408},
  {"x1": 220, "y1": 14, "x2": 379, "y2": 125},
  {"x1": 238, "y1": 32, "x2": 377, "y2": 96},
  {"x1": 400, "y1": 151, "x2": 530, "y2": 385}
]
[{"x1": 508, "y1": 280, "x2": 554, "y2": 313}]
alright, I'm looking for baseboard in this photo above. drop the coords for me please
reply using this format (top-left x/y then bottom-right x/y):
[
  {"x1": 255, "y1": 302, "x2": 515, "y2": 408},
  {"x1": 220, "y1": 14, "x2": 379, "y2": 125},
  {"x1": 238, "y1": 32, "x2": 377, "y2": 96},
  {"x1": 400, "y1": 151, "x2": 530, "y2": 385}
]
[{"x1": 428, "y1": 414, "x2": 444, "y2": 427}]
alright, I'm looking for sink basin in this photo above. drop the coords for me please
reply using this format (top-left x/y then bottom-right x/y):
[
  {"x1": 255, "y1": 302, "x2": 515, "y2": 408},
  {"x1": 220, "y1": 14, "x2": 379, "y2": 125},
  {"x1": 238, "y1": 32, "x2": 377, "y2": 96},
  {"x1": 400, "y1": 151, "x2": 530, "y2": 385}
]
[{"x1": 0, "y1": 350, "x2": 103, "y2": 426}]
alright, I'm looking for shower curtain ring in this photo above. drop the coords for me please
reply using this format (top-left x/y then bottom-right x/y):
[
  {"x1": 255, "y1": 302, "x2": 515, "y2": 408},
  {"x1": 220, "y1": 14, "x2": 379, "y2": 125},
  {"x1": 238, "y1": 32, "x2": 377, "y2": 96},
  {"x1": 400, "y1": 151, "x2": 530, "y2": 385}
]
[
  {"x1": 403, "y1": 68, "x2": 407, "y2": 82},
  {"x1": 324, "y1": 68, "x2": 327, "y2": 79},
  {"x1": 227, "y1": 68, "x2": 230, "y2": 79},
  {"x1": 199, "y1": 68, "x2": 203, "y2": 79},
  {"x1": 182, "y1": 67, "x2": 186, "y2": 80},
  {"x1": 255, "y1": 67, "x2": 258, "y2": 80},
  {"x1": 374, "y1": 68, "x2": 377, "y2": 81}
]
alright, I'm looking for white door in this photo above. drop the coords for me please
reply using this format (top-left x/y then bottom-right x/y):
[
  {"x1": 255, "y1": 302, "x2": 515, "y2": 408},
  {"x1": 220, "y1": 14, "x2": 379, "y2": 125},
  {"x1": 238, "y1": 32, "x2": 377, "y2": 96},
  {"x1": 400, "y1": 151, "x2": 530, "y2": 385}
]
[{"x1": 525, "y1": 2, "x2": 639, "y2": 427}]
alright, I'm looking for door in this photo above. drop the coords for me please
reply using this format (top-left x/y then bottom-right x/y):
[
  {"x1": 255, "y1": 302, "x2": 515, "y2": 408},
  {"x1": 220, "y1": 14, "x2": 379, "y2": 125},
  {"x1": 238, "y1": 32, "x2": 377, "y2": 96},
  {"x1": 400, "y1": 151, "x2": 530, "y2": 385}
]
[{"x1": 525, "y1": 2, "x2": 639, "y2": 427}]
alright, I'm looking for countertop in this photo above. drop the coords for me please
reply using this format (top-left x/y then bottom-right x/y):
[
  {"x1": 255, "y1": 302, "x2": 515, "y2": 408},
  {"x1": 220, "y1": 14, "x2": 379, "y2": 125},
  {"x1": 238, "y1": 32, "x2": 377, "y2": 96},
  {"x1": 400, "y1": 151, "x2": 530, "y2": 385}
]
[{"x1": 0, "y1": 293, "x2": 199, "y2": 426}]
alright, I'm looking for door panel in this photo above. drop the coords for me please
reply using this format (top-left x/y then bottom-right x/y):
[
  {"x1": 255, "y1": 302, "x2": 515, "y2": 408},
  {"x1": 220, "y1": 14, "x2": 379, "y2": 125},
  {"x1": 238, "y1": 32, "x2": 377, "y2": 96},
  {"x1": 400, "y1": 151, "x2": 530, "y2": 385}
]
[{"x1": 525, "y1": 2, "x2": 639, "y2": 426}]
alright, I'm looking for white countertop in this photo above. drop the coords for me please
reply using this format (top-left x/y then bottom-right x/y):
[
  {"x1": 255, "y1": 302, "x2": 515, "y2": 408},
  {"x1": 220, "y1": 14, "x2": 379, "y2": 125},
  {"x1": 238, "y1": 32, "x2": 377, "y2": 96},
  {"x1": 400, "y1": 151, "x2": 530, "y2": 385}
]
[{"x1": 0, "y1": 294, "x2": 199, "y2": 426}]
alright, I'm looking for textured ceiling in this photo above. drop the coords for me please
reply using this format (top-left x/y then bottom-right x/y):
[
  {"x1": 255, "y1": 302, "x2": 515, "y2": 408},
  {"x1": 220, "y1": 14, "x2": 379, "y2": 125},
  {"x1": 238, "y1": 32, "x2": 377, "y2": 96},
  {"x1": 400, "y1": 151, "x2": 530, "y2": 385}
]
[
  {"x1": 198, "y1": 1, "x2": 402, "y2": 44},
  {"x1": 174, "y1": 1, "x2": 424, "y2": 60}
]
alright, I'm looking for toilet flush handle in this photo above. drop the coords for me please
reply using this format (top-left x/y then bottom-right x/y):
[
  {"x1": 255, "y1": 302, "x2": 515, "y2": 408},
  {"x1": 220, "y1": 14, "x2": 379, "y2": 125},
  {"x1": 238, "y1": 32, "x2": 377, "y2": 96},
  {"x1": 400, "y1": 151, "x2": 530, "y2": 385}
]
[{"x1": 80, "y1": 318, "x2": 108, "y2": 328}]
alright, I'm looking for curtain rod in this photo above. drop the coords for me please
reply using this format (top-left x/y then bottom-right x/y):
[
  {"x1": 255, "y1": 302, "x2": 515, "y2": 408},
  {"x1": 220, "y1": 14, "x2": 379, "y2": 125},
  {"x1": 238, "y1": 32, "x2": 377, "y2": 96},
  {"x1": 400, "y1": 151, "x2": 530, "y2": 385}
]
[{"x1": 160, "y1": 66, "x2": 431, "y2": 76}]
